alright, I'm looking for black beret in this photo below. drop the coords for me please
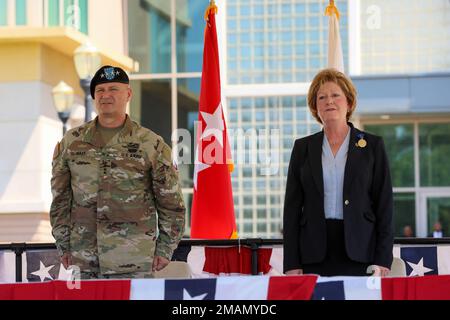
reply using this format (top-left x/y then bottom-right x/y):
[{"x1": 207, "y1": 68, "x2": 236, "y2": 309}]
[{"x1": 90, "y1": 65, "x2": 129, "y2": 99}]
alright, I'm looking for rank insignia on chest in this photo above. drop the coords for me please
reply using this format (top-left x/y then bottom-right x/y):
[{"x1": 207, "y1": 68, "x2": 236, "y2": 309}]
[{"x1": 125, "y1": 143, "x2": 140, "y2": 153}]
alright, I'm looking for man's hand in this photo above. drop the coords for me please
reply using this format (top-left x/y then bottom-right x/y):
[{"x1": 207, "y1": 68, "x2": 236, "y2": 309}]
[
  {"x1": 152, "y1": 256, "x2": 170, "y2": 272},
  {"x1": 60, "y1": 252, "x2": 72, "y2": 269},
  {"x1": 285, "y1": 268, "x2": 303, "y2": 275}
]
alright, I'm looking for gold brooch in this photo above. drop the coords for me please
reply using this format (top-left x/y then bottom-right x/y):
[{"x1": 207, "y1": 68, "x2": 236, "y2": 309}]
[
  {"x1": 356, "y1": 133, "x2": 367, "y2": 148},
  {"x1": 357, "y1": 138, "x2": 367, "y2": 148}
]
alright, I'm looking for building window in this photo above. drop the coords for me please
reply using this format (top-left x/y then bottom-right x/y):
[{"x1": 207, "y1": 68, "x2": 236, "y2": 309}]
[
  {"x1": 393, "y1": 193, "x2": 416, "y2": 237},
  {"x1": 64, "y1": 0, "x2": 75, "y2": 28},
  {"x1": 419, "y1": 123, "x2": 450, "y2": 187},
  {"x1": 176, "y1": 0, "x2": 204, "y2": 73},
  {"x1": 364, "y1": 124, "x2": 414, "y2": 188},
  {"x1": 363, "y1": 121, "x2": 450, "y2": 237},
  {"x1": 130, "y1": 78, "x2": 172, "y2": 145},
  {"x1": 427, "y1": 197, "x2": 450, "y2": 238},
  {"x1": 47, "y1": 0, "x2": 88, "y2": 34},
  {"x1": 359, "y1": 0, "x2": 450, "y2": 75},
  {"x1": 257, "y1": 222, "x2": 267, "y2": 233},
  {"x1": 78, "y1": 0, "x2": 88, "y2": 34},
  {"x1": 128, "y1": 0, "x2": 172, "y2": 74},
  {"x1": 15, "y1": 0, "x2": 27, "y2": 25},
  {"x1": 177, "y1": 77, "x2": 200, "y2": 189},
  {"x1": 47, "y1": 0, "x2": 60, "y2": 26},
  {"x1": 227, "y1": 95, "x2": 317, "y2": 237},
  {"x1": 226, "y1": 0, "x2": 349, "y2": 84},
  {"x1": 0, "y1": 0, "x2": 7, "y2": 26}
]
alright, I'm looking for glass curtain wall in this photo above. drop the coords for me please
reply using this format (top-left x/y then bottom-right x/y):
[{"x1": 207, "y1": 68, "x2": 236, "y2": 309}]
[
  {"x1": 0, "y1": 0, "x2": 87, "y2": 31},
  {"x1": 364, "y1": 121, "x2": 450, "y2": 237},
  {"x1": 128, "y1": 0, "x2": 204, "y2": 236},
  {"x1": 47, "y1": 0, "x2": 88, "y2": 34},
  {"x1": 0, "y1": 0, "x2": 7, "y2": 26},
  {"x1": 226, "y1": 0, "x2": 348, "y2": 238}
]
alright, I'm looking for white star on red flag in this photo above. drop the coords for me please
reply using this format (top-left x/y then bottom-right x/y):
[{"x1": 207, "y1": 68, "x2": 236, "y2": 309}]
[
  {"x1": 200, "y1": 103, "x2": 225, "y2": 147},
  {"x1": 193, "y1": 144, "x2": 211, "y2": 190}
]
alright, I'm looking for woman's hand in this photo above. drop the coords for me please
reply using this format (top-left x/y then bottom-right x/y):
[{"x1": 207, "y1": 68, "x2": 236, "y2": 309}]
[
  {"x1": 370, "y1": 265, "x2": 390, "y2": 277},
  {"x1": 285, "y1": 269, "x2": 303, "y2": 275}
]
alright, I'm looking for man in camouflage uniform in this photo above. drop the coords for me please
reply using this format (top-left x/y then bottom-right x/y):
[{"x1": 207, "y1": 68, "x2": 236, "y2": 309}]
[{"x1": 50, "y1": 65, "x2": 185, "y2": 279}]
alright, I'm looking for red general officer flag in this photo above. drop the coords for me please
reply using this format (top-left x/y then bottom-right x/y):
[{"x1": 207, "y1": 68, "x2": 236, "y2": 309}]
[{"x1": 190, "y1": 2, "x2": 237, "y2": 239}]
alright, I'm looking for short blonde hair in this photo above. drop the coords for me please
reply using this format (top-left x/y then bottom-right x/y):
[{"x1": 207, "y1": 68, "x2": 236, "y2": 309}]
[{"x1": 307, "y1": 68, "x2": 357, "y2": 124}]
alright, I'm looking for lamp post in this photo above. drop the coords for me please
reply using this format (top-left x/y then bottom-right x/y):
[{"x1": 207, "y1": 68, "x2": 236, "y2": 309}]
[
  {"x1": 52, "y1": 81, "x2": 74, "y2": 135},
  {"x1": 73, "y1": 42, "x2": 101, "y2": 122}
]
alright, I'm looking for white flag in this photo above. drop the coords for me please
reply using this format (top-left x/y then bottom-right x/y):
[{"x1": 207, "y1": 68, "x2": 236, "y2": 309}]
[{"x1": 325, "y1": 0, "x2": 344, "y2": 72}]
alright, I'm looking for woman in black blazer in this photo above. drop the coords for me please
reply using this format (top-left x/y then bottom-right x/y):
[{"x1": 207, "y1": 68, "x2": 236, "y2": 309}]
[{"x1": 283, "y1": 69, "x2": 394, "y2": 277}]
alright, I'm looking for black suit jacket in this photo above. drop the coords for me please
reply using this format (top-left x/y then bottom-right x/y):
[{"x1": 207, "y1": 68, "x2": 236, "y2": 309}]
[{"x1": 283, "y1": 123, "x2": 394, "y2": 272}]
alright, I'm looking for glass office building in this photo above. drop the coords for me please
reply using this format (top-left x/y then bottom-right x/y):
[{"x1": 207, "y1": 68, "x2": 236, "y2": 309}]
[
  {"x1": 225, "y1": 0, "x2": 348, "y2": 238},
  {"x1": 354, "y1": 0, "x2": 450, "y2": 237},
  {"x1": 358, "y1": 0, "x2": 450, "y2": 75},
  {"x1": 0, "y1": 0, "x2": 129, "y2": 242},
  {"x1": 127, "y1": 0, "x2": 205, "y2": 235},
  {"x1": 226, "y1": 0, "x2": 348, "y2": 84},
  {"x1": 0, "y1": 0, "x2": 89, "y2": 32}
]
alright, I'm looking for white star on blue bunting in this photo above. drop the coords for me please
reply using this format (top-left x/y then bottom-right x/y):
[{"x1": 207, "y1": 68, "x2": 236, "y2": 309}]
[{"x1": 30, "y1": 261, "x2": 55, "y2": 282}]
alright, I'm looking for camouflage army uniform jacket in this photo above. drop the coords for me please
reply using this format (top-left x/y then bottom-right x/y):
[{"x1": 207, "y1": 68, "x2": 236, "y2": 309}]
[{"x1": 50, "y1": 115, "x2": 185, "y2": 275}]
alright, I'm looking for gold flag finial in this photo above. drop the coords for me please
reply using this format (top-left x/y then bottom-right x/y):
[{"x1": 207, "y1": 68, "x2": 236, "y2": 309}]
[
  {"x1": 230, "y1": 231, "x2": 239, "y2": 239},
  {"x1": 205, "y1": 0, "x2": 218, "y2": 21},
  {"x1": 325, "y1": 0, "x2": 340, "y2": 20}
]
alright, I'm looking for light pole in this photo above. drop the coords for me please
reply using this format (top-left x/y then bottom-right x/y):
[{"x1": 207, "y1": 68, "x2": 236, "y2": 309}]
[
  {"x1": 73, "y1": 42, "x2": 101, "y2": 122},
  {"x1": 52, "y1": 81, "x2": 74, "y2": 135}
]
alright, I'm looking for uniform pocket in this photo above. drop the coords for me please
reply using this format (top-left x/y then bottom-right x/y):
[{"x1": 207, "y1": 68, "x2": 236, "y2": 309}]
[
  {"x1": 111, "y1": 157, "x2": 147, "y2": 192},
  {"x1": 67, "y1": 148, "x2": 99, "y2": 185}
]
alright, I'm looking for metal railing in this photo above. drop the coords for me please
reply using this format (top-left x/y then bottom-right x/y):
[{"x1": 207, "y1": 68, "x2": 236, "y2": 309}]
[{"x1": 1, "y1": 238, "x2": 450, "y2": 282}]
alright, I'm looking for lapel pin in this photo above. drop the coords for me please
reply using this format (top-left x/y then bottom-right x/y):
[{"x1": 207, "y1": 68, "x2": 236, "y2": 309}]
[{"x1": 356, "y1": 133, "x2": 367, "y2": 148}]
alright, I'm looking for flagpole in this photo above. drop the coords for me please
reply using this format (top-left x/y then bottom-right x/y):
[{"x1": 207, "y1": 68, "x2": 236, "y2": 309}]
[{"x1": 204, "y1": 0, "x2": 234, "y2": 173}]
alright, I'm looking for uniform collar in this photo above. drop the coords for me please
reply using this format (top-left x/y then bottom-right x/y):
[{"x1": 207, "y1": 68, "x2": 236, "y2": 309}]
[{"x1": 83, "y1": 115, "x2": 134, "y2": 147}]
